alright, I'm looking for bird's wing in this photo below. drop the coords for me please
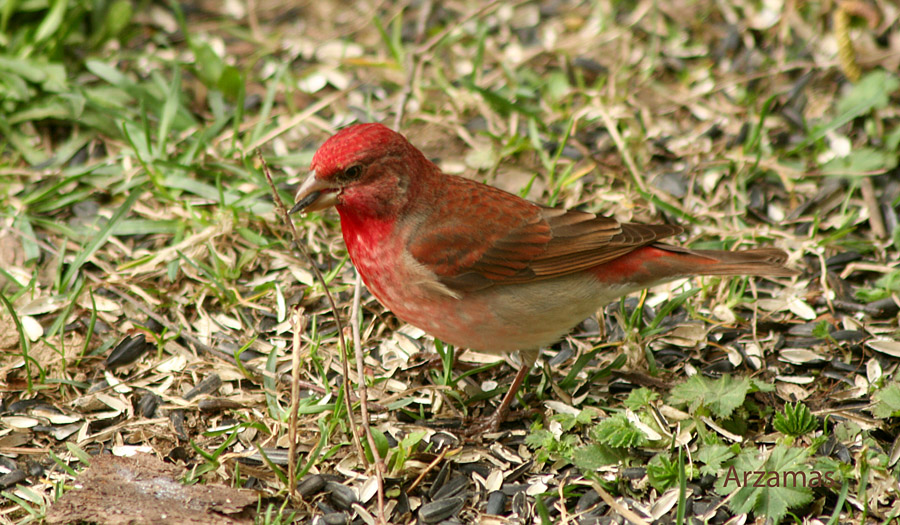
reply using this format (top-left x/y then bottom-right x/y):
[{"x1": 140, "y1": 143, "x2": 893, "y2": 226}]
[{"x1": 407, "y1": 175, "x2": 683, "y2": 292}]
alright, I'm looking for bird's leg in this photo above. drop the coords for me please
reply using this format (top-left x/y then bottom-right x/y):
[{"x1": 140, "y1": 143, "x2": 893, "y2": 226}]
[
  {"x1": 468, "y1": 349, "x2": 539, "y2": 434},
  {"x1": 489, "y1": 361, "x2": 530, "y2": 430}
]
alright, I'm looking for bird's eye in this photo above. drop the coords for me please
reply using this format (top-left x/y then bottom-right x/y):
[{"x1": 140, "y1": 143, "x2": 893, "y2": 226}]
[{"x1": 343, "y1": 165, "x2": 362, "y2": 181}]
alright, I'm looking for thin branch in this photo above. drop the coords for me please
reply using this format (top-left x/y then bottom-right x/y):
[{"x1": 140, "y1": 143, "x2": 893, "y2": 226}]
[
  {"x1": 288, "y1": 307, "x2": 306, "y2": 497},
  {"x1": 593, "y1": 101, "x2": 648, "y2": 194},
  {"x1": 350, "y1": 271, "x2": 387, "y2": 524},
  {"x1": 392, "y1": 0, "x2": 432, "y2": 130},
  {"x1": 407, "y1": 447, "x2": 455, "y2": 493},
  {"x1": 860, "y1": 177, "x2": 887, "y2": 239},
  {"x1": 257, "y1": 150, "x2": 368, "y2": 471}
]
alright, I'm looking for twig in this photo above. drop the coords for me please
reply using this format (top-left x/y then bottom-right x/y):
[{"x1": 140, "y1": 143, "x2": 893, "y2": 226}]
[
  {"x1": 288, "y1": 307, "x2": 306, "y2": 497},
  {"x1": 407, "y1": 447, "x2": 454, "y2": 493},
  {"x1": 256, "y1": 150, "x2": 368, "y2": 472},
  {"x1": 392, "y1": 0, "x2": 432, "y2": 130},
  {"x1": 749, "y1": 278, "x2": 761, "y2": 369},
  {"x1": 593, "y1": 97, "x2": 690, "y2": 218},
  {"x1": 593, "y1": 102, "x2": 648, "y2": 194},
  {"x1": 817, "y1": 249, "x2": 836, "y2": 317},
  {"x1": 557, "y1": 475, "x2": 570, "y2": 523},
  {"x1": 350, "y1": 271, "x2": 387, "y2": 524},
  {"x1": 246, "y1": 0, "x2": 260, "y2": 41},
  {"x1": 839, "y1": 261, "x2": 899, "y2": 280},
  {"x1": 587, "y1": 479, "x2": 651, "y2": 525},
  {"x1": 859, "y1": 177, "x2": 887, "y2": 239}
]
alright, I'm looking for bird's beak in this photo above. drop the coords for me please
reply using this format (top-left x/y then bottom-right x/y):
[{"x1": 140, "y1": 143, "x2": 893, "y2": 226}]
[{"x1": 290, "y1": 171, "x2": 338, "y2": 214}]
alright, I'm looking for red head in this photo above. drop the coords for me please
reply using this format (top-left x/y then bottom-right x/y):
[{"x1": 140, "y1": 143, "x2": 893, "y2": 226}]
[{"x1": 291, "y1": 123, "x2": 435, "y2": 219}]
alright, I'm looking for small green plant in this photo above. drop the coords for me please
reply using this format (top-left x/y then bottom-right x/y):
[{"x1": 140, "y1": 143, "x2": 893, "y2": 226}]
[
  {"x1": 811, "y1": 321, "x2": 837, "y2": 343},
  {"x1": 871, "y1": 382, "x2": 900, "y2": 419},
  {"x1": 572, "y1": 443, "x2": 627, "y2": 471},
  {"x1": 773, "y1": 402, "x2": 818, "y2": 438},
  {"x1": 524, "y1": 420, "x2": 582, "y2": 464},
  {"x1": 591, "y1": 412, "x2": 648, "y2": 448},
  {"x1": 669, "y1": 374, "x2": 773, "y2": 419},
  {"x1": 695, "y1": 443, "x2": 735, "y2": 476},
  {"x1": 716, "y1": 445, "x2": 817, "y2": 523},
  {"x1": 855, "y1": 270, "x2": 900, "y2": 303},
  {"x1": 387, "y1": 430, "x2": 427, "y2": 474},
  {"x1": 622, "y1": 387, "x2": 658, "y2": 410},
  {"x1": 647, "y1": 453, "x2": 681, "y2": 492},
  {"x1": 256, "y1": 498, "x2": 296, "y2": 525}
]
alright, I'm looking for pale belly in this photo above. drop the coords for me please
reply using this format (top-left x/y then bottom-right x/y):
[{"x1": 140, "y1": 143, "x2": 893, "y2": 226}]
[{"x1": 358, "y1": 255, "x2": 636, "y2": 353}]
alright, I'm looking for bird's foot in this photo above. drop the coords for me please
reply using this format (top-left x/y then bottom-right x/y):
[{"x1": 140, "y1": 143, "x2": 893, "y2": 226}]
[
  {"x1": 461, "y1": 362, "x2": 533, "y2": 439},
  {"x1": 462, "y1": 407, "x2": 541, "y2": 438}
]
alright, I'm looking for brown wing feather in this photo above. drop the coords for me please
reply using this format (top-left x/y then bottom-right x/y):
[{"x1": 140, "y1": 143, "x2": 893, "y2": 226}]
[
  {"x1": 529, "y1": 211, "x2": 683, "y2": 277},
  {"x1": 408, "y1": 174, "x2": 683, "y2": 293},
  {"x1": 407, "y1": 176, "x2": 552, "y2": 282}
]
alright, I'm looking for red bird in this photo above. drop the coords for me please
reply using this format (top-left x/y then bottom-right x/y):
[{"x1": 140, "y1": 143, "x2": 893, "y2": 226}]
[{"x1": 291, "y1": 123, "x2": 795, "y2": 431}]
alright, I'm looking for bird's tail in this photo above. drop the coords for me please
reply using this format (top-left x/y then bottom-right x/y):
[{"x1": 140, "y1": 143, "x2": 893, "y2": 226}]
[{"x1": 656, "y1": 245, "x2": 798, "y2": 277}]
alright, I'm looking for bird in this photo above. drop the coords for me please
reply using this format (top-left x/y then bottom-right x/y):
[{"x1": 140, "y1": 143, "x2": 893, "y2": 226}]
[{"x1": 290, "y1": 123, "x2": 796, "y2": 432}]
